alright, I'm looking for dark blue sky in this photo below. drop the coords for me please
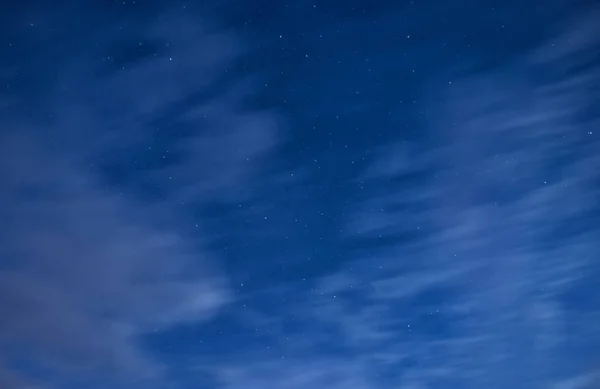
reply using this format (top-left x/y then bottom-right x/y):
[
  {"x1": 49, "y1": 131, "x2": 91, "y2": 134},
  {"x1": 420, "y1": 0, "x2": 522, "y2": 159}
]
[{"x1": 1, "y1": 1, "x2": 599, "y2": 388}]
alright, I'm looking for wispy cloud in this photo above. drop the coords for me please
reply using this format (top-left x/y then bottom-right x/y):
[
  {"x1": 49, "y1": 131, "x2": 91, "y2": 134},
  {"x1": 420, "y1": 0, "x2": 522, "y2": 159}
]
[
  {"x1": 0, "y1": 5, "x2": 284, "y2": 389},
  {"x1": 341, "y1": 8, "x2": 599, "y2": 387},
  {"x1": 2, "y1": 3, "x2": 598, "y2": 389},
  {"x1": 204, "y1": 8, "x2": 600, "y2": 389}
]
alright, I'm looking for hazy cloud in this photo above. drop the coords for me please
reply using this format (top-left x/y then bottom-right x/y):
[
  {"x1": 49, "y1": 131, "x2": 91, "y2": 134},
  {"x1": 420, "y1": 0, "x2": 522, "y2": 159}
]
[
  {"x1": 209, "y1": 9, "x2": 600, "y2": 389},
  {"x1": 0, "y1": 5, "x2": 283, "y2": 389},
  {"x1": 1, "y1": 3, "x2": 598, "y2": 389}
]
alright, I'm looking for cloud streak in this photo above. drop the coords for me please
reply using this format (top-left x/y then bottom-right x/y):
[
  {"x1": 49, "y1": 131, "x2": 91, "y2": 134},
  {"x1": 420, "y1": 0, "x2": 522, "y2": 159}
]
[
  {"x1": 1, "y1": 3, "x2": 598, "y2": 389},
  {"x1": 0, "y1": 5, "x2": 283, "y2": 389},
  {"x1": 204, "y1": 8, "x2": 600, "y2": 389}
]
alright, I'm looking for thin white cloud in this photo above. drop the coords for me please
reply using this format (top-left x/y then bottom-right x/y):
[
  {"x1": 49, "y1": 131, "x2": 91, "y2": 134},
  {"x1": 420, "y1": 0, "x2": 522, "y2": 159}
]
[
  {"x1": 209, "y1": 9, "x2": 600, "y2": 389},
  {"x1": 552, "y1": 372, "x2": 599, "y2": 389},
  {"x1": 0, "y1": 6, "x2": 283, "y2": 389}
]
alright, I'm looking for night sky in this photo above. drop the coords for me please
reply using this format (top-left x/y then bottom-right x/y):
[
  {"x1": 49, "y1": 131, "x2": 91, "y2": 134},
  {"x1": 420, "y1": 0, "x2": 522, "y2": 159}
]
[{"x1": 1, "y1": 0, "x2": 599, "y2": 388}]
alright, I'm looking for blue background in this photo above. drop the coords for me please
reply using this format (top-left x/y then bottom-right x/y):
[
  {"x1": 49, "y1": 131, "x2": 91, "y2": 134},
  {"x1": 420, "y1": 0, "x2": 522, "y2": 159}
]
[{"x1": 1, "y1": 0, "x2": 599, "y2": 388}]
